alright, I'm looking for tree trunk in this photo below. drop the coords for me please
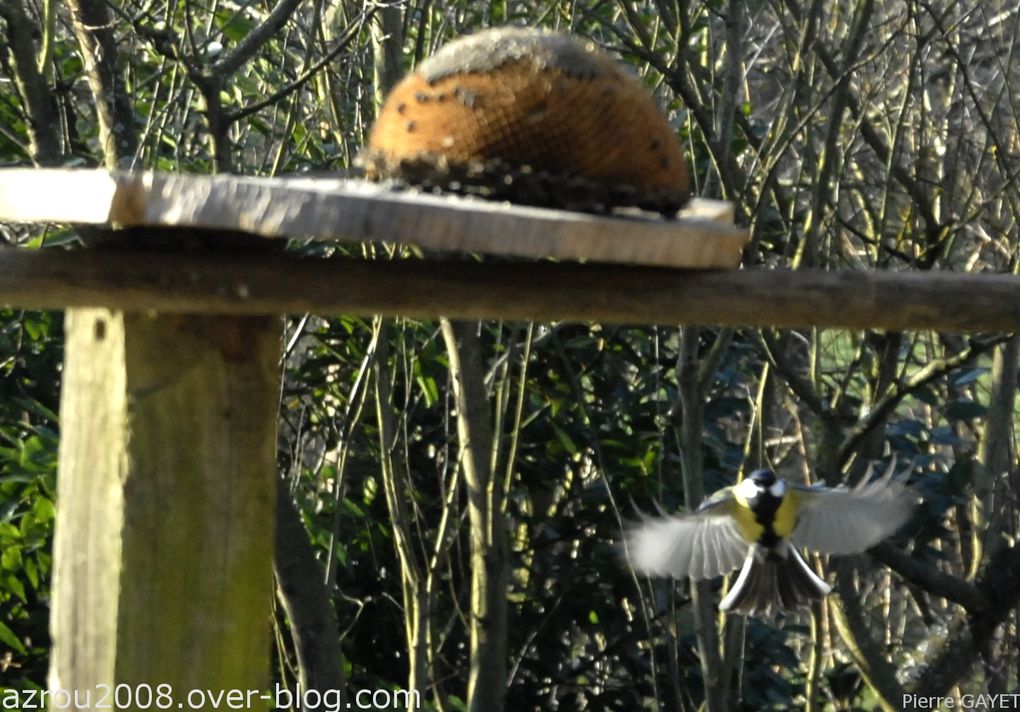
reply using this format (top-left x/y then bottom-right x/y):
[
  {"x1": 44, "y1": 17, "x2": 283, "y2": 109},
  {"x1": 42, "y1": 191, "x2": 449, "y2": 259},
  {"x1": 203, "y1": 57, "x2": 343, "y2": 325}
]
[
  {"x1": 373, "y1": 321, "x2": 431, "y2": 705},
  {"x1": 676, "y1": 325, "x2": 727, "y2": 712},
  {"x1": 441, "y1": 319, "x2": 508, "y2": 712},
  {"x1": 371, "y1": 2, "x2": 405, "y2": 104},
  {"x1": 0, "y1": 0, "x2": 62, "y2": 163},
  {"x1": 66, "y1": 0, "x2": 137, "y2": 166},
  {"x1": 275, "y1": 477, "x2": 347, "y2": 711}
]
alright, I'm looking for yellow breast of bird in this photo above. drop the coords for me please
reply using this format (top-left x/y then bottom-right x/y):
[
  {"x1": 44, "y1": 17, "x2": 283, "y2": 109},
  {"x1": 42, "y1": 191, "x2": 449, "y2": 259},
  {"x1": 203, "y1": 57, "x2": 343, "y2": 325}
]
[
  {"x1": 731, "y1": 495, "x2": 765, "y2": 543},
  {"x1": 730, "y1": 491, "x2": 800, "y2": 543},
  {"x1": 772, "y1": 495, "x2": 800, "y2": 539}
]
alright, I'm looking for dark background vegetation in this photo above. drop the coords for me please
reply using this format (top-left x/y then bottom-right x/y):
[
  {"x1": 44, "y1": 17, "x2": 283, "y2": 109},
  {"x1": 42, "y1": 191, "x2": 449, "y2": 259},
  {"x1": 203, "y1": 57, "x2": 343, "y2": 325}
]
[{"x1": 2, "y1": 0, "x2": 1020, "y2": 710}]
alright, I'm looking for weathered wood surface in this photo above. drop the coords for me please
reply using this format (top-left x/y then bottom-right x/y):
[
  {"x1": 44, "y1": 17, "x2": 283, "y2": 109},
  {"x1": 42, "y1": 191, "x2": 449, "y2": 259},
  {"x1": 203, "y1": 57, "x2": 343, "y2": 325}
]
[
  {"x1": 0, "y1": 168, "x2": 747, "y2": 268},
  {"x1": 51, "y1": 308, "x2": 281, "y2": 710},
  {"x1": 1, "y1": 249, "x2": 1017, "y2": 332}
]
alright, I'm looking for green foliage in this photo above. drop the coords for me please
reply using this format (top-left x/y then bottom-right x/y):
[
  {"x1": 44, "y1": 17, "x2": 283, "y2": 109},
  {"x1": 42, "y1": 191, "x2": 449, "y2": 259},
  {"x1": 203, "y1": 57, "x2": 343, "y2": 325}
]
[{"x1": 0, "y1": 310, "x2": 61, "y2": 691}]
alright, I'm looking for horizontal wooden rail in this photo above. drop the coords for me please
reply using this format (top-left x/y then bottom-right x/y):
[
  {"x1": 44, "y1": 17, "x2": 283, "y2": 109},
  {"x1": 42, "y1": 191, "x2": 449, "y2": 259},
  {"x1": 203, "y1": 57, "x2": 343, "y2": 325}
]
[{"x1": 0, "y1": 249, "x2": 1015, "y2": 331}]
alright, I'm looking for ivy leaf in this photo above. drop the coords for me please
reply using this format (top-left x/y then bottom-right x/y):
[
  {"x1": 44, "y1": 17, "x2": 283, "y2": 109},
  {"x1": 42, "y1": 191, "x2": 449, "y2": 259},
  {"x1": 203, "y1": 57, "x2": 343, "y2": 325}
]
[{"x1": 0, "y1": 620, "x2": 27, "y2": 655}]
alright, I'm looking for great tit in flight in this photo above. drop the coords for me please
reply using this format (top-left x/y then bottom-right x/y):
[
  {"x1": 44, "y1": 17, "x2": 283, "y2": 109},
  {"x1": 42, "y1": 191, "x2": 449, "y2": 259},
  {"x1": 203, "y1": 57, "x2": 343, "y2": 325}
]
[{"x1": 626, "y1": 464, "x2": 918, "y2": 616}]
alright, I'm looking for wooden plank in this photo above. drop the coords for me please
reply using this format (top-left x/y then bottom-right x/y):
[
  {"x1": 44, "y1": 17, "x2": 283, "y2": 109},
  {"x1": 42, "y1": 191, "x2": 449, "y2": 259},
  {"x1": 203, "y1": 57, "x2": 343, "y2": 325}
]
[
  {"x1": 0, "y1": 168, "x2": 747, "y2": 268},
  {"x1": 0, "y1": 169, "x2": 127, "y2": 223},
  {"x1": 51, "y1": 308, "x2": 281, "y2": 710},
  {"x1": 0, "y1": 248, "x2": 1017, "y2": 332}
]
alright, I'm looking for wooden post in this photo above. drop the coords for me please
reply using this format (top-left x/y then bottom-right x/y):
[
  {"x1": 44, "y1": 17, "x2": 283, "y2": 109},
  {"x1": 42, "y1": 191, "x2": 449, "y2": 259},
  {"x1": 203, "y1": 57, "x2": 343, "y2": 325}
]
[{"x1": 50, "y1": 308, "x2": 281, "y2": 710}]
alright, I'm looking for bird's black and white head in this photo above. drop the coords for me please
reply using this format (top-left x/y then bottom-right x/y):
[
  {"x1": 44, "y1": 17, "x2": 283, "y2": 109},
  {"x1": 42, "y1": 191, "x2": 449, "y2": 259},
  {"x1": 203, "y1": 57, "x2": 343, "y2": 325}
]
[{"x1": 735, "y1": 469, "x2": 786, "y2": 503}]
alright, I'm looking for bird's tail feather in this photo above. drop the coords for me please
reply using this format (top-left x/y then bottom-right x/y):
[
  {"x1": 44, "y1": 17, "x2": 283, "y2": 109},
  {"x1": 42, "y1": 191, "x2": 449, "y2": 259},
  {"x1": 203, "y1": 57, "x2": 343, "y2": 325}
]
[{"x1": 719, "y1": 547, "x2": 831, "y2": 616}]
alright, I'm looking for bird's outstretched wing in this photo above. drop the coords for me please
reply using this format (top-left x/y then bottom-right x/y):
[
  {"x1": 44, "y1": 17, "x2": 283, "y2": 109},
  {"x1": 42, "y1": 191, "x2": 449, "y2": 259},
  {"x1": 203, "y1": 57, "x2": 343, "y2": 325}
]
[
  {"x1": 788, "y1": 464, "x2": 920, "y2": 555},
  {"x1": 625, "y1": 494, "x2": 749, "y2": 580}
]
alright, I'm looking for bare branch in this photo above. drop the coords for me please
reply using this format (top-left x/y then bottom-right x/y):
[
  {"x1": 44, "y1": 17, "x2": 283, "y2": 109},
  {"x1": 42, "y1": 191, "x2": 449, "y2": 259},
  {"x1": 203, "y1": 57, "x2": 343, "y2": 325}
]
[
  {"x1": 0, "y1": 0, "x2": 62, "y2": 163},
  {"x1": 66, "y1": 0, "x2": 137, "y2": 166},
  {"x1": 211, "y1": 0, "x2": 305, "y2": 77}
]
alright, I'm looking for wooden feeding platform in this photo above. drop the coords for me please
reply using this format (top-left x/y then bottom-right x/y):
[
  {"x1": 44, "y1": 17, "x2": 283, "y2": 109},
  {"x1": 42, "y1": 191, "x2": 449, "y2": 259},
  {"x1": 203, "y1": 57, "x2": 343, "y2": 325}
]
[
  {"x1": 2, "y1": 169, "x2": 1019, "y2": 331},
  {"x1": 0, "y1": 168, "x2": 746, "y2": 268},
  {"x1": 0, "y1": 168, "x2": 1017, "y2": 707}
]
